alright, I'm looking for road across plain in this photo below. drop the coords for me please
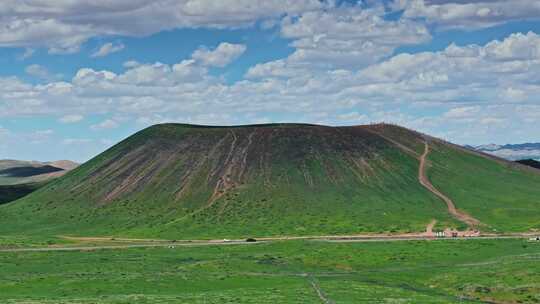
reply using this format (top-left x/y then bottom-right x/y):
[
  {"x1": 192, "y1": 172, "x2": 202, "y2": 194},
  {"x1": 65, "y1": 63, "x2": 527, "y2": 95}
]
[{"x1": 0, "y1": 233, "x2": 537, "y2": 253}]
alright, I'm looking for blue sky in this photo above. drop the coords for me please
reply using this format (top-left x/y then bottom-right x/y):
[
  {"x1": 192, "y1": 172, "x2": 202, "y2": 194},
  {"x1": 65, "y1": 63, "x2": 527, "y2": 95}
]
[{"x1": 1, "y1": 0, "x2": 540, "y2": 162}]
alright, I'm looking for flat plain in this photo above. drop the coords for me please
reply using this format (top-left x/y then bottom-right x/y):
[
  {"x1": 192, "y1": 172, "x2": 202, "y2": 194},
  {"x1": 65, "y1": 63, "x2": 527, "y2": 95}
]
[{"x1": 1, "y1": 238, "x2": 539, "y2": 303}]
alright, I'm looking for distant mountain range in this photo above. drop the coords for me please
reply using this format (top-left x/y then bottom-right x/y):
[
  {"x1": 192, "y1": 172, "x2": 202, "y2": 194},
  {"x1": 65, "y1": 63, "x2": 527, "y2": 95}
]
[
  {"x1": 0, "y1": 159, "x2": 78, "y2": 185},
  {"x1": 0, "y1": 159, "x2": 79, "y2": 205},
  {"x1": 465, "y1": 143, "x2": 540, "y2": 161},
  {"x1": 516, "y1": 159, "x2": 540, "y2": 170}
]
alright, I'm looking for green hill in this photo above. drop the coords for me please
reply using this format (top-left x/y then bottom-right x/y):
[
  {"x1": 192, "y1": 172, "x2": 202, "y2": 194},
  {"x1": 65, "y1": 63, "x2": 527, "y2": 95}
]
[{"x1": 1, "y1": 123, "x2": 539, "y2": 239}]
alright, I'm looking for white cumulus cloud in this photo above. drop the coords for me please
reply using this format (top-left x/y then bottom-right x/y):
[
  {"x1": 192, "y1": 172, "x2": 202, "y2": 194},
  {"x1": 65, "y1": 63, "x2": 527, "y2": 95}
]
[
  {"x1": 91, "y1": 42, "x2": 125, "y2": 58},
  {"x1": 0, "y1": 0, "x2": 325, "y2": 53},
  {"x1": 396, "y1": 0, "x2": 540, "y2": 30},
  {"x1": 25, "y1": 64, "x2": 62, "y2": 81},
  {"x1": 0, "y1": 31, "x2": 539, "y2": 146},
  {"x1": 59, "y1": 114, "x2": 84, "y2": 123},
  {"x1": 91, "y1": 119, "x2": 119, "y2": 130},
  {"x1": 191, "y1": 43, "x2": 247, "y2": 67},
  {"x1": 248, "y1": 3, "x2": 431, "y2": 76}
]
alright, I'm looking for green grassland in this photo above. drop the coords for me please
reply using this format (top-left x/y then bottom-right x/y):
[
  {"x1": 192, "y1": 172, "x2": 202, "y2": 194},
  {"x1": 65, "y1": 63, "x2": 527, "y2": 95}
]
[{"x1": 1, "y1": 239, "x2": 539, "y2": 303}]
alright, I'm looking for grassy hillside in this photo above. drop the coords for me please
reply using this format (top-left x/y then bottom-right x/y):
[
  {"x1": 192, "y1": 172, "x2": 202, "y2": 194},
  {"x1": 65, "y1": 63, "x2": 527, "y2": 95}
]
[
  {"x1": 0, "y1": 123, "x2": 539, "y2": 239},
  {"x1": 364, "y1": 125, "x2": 540, "y2": 233},
  {"x1": 427, "y1": 142, "x2": 540, "y2": 232}
]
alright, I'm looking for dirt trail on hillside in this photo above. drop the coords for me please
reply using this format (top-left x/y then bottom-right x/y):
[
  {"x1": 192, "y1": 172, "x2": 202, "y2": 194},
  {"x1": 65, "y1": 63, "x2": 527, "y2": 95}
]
[
  {"x1": 425, "y1": 219, "x2": 437, "y2": 235},
  {"x1": 419, "y1": 142, "x2": 481, "y2": 228}
]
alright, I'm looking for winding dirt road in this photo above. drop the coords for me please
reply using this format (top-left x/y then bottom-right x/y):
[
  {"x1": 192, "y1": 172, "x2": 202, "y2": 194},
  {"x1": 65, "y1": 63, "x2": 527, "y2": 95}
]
[{"x1": 418, "y1": 142, "x2": 481, "y2": 228}]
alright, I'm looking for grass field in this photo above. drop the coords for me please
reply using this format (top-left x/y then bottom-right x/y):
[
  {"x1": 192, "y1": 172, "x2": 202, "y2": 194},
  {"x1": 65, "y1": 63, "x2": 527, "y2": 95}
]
[{"x1": 1, "y1": 238, "x2": 539, "y2": 303}]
